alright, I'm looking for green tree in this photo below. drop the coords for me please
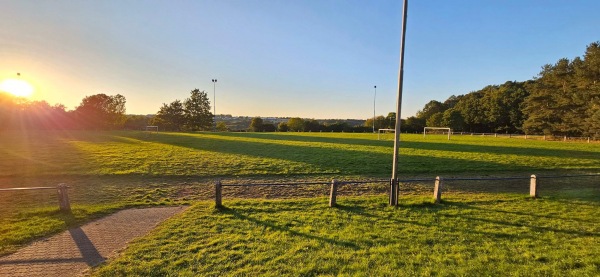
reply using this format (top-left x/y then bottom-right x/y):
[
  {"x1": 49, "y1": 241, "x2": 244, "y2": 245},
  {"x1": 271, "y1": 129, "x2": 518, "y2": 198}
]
[
  {"x1": 364, "y1": 115, "x2": 386, "y2": 130},
  {"x1": 287, "y1": 117, "x2": 305, "y2": 131},
  {"x1": 249, "y1": 117, "x2": 264, "y2": 132},
  {"x1": 304, "y1": 119, "x2": 322, "y2": 132},
  {"x1": 416, "y1": 100, "x2": 447, "y2": 120},
  {"x1": 124, "y1": 115, "x2": 150, "y2": 130},
  {"x1": 426, "y1": 112, "x2": 444, "y2": 127},
  {"x1": 277, "y1": 122, "x2": 289, "y2": 132},
  {"x1": 74, "y1": 94, "x2": 126, "y2": 130},
  {"x1": 402, "y1": 116, "x2": 425, "y2": 133},
  {"x1": 216, "y1": 121, "x2": 229, "y2": 132},
  {"x1": 385, "y1": 112, "x2": 396, "y2": 129},
  {"x1": 442, "y1": 108, "x2": 465, "y2": 131},
  {"x1": 153, "y1": 100, "x2": 185, "y2": 131},
  {"x1": 183, "y1": 89, "x2": 213, "y2": 131},
  {"x1": 262, "y1": 123, "x2": 277, "y2": 132}
]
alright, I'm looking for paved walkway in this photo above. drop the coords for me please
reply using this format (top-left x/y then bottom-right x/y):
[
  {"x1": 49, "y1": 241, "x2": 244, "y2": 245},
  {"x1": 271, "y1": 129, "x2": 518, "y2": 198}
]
[{"x1": 0, "y1": 206, "x2": 187, "y2": 277}]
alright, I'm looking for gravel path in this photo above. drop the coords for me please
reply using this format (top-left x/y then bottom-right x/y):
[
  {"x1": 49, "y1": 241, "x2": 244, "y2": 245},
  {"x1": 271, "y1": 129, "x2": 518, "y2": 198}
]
[{"x1": 0, "y1": 206, "x2": 187, "y2": 277}]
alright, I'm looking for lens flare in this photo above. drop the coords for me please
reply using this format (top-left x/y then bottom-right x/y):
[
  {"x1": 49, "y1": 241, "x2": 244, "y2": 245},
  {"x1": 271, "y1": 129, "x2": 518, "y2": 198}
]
[{"x1": 0, "y1": 79, "x2": 34, "y2": 97}]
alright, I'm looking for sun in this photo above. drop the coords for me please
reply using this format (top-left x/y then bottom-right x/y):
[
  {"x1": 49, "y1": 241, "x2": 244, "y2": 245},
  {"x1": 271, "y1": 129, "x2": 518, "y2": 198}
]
[{"x1": 0, "y1": 79, "x2": 34, "y2": 97}]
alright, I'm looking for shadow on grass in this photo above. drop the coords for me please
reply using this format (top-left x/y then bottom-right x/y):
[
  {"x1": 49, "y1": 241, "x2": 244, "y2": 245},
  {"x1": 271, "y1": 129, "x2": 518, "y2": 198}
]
[
  {"x1": 216, "y1": 206, "x2": 359, "y2": 250},
  {"x1": 442, "y1": 200, "x2": 600, "y2": 237},
  {"x1": 330, "y1": 202, "x2": 519, "y2": 240},
  {"x1": 135, "y1": 132, "x2": 536, "y2": 175},
  {"x1": 209, "y1": 132, "x2": 600, "y2": 161}
]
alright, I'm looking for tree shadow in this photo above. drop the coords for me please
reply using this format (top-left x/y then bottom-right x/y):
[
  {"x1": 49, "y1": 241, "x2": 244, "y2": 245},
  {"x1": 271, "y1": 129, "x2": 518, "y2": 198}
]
[
  {"x1": 137, "y1": 132, "x2": 536, "y2": 176},
  {"x1": 217, "y1": 206, "x2": 359, "y2": 249},
  {"x1": 334, "y1": 202, "x2": 521, "y2": 240},
  {"x1": 209, "y1": 132, "x2": 600, "y2": 162},
  {"x1": 442, "y1": 201, "x2": 600, "y2": 237}
]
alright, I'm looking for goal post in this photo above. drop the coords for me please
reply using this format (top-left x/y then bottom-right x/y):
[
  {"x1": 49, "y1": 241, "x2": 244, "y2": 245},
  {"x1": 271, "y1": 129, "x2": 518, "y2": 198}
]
[
  {"x1": 378, "y1": 128, "x2": 395, "y2": 140},
  {"x1": 145, "y1": 126, "x2": 159, "y2": 132},
  {"x1": 423, "y1": 127, "x2": 451, "y2": 140}
]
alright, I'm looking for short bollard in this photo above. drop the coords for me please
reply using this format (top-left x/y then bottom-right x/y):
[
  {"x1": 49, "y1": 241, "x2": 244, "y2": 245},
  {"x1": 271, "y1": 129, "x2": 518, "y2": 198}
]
[
  {"x1": 215, "y1": 180, "x2": 223, "y2": 208},
  {"x1": 530, "y1": 175, "x2": 538, "y2": 198},
  {"x1": 433, "y1": 176, "x2": 443, "y2": 203},
  {"x1": 57, "y1": 184, "x2": 71, "y2": 212},
  {"x1": 329, "y1": 179, "x2": 339, "y2": 207}
]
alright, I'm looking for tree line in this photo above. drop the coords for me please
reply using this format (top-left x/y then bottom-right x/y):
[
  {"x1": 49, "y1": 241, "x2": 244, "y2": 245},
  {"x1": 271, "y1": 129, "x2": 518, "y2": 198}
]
[
  {"x1": 410, "y1": 41, "x2": 600, "y2": 138},
  {"x1": 0, "y1": 93, "x2": 127, "y2": 130},
  {"x1": 0, "y1": 88, "x2": 214, "y2": 131},
  {"x1": 248, "y1": 117, "x2": 371, "y2": 133}
]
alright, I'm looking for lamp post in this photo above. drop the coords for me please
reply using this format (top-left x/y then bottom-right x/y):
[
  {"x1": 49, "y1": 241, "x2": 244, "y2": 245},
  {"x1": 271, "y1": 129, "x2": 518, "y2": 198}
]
[
  {"x1": 212, "y1": 79, "x2": 217, "y2": 131},
  {"x1": 391, "y1": 0, "x2": 408, "y2": 206},
  {"x1": 373, "y1": 85, "x2": 377, "y2": 133}
]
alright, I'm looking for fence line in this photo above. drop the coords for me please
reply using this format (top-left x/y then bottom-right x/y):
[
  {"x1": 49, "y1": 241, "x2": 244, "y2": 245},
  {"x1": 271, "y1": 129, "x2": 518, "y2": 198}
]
[
  {"x1": 0, "y1": 184, "x2": 71, "y2": 212},
  {"x1": 450, "y1": 132, "x2": 598, "y2": 143},
  {"x1": 215, "y1": 173, "x2": 599, "y2": 207}
]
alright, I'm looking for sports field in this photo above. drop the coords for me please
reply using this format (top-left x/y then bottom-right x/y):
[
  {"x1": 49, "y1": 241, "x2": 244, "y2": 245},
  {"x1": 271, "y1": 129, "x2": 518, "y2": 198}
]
[
  {"x1": 2, "y1": 130, "x2": 598, "y2": 178},
  {"x1": 1, "y1": 130, "x2": 599, "y2": 274}
]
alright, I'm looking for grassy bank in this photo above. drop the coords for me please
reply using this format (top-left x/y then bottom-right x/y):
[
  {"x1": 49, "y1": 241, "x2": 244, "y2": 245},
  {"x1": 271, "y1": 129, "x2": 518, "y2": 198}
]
[{"x1": 92, "y1": 194, "x2": 600, "y2": 276}]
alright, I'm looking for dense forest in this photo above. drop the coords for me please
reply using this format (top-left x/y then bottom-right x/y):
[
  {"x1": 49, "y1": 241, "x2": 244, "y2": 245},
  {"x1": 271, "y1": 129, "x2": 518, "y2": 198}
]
[{"x1": 406, "y1": 41, "x2": 600, "y2": 138}]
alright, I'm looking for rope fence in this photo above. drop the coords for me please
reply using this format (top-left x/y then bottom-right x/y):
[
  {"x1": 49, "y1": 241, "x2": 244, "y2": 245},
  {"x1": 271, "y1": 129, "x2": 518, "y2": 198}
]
[
  {"x1": 0, "y1": 184, "x2": 71, "y2": 212},
  {"x1": 214, "y1": 173, "x2": 600, "y2": 207},
  {"x1": 450, "y1": 132, "x2": 598, "y2": 143}
]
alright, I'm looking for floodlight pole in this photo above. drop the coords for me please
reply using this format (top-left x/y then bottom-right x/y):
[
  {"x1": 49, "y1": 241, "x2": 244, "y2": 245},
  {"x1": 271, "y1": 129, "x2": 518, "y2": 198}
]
[
  {"x1": 391, "y1": 0, "x2": 408, "y2": 206},
  {"x1": 373, "y1": 85, "x2": 377, "y2": 133},
  {"x1": 212, "y1": 79, "x2": 217, "y2": 131}
]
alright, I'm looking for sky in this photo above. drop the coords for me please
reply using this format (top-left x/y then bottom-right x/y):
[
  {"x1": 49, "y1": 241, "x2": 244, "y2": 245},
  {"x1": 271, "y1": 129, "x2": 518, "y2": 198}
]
[{"x1": 1, "y1": 0, "x2": 599, "y2": 119}]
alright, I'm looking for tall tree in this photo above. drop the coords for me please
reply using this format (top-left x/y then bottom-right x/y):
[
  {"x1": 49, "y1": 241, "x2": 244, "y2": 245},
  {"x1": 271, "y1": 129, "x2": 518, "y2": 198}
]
[
  {"x1": 249, "y1": 117, "x2": 264, "y2": 132},
  {"x1": 183, "y1": 89, "x2": 213, "y2": 131},
  {"x1": 74, "y1": 94, "x2": 126, "y2": 130},
  {"x1": 416, "y1": 100, "x2": 447, "y2": 120},
  {"x1": 287, "y1": 117, "x2": 305, "y2": 132},
  {"x1": 153, "y1": 100, "x2": 185, "y2": 131}
]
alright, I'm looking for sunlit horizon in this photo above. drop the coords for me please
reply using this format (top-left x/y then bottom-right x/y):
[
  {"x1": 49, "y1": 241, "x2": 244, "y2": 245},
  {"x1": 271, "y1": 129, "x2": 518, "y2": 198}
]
[{"x1": 0, "y1": 79, "x2": 34, "y2": 98}]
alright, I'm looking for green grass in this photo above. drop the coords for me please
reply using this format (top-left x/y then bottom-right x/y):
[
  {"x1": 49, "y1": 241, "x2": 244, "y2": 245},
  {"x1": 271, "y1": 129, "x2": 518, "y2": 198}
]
[
  {"x1": 92, "y1": 194, "x2": 600, "y2": 276},
  {"x1": 1, "y1": 130, "x2": 599, "y2": 178},
  {"x1": 0, "y1": 130, "x2": 598, "y2": 263}
]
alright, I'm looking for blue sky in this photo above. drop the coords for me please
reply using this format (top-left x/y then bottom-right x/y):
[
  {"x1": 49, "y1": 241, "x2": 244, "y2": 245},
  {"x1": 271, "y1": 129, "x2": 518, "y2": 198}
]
[{"x1": 1, "y1": 0, "x2": 599, "y2": 119}]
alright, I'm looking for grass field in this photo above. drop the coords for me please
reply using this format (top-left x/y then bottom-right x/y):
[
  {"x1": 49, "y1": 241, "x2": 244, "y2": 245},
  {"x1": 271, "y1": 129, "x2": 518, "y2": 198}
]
[
  {"x1": 1, "y1": 130, "x2": 599, "y2": 274},
  {"x1": 91, "y1": 195, "x2": 600, "y2": 276},
  {"x1": 2, "y1": 130, "x2": 599, "y2": 178}
]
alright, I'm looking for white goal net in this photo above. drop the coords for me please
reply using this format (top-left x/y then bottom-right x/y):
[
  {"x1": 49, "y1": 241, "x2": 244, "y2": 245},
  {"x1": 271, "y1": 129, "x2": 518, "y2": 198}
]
[
  {"x1": 423, "y1": 127, "x2": 451, "y2": 140},
  {"x1": 378, "y1": 129, "x2": 395, "y2": 140},
  {"x1": 145, "y1": 126, "x2": 159, "y2": 133}
]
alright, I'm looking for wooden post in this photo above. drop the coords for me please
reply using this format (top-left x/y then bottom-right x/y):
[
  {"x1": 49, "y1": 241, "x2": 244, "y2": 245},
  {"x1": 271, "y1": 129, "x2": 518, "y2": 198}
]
[
  {"x1": 329, "y1": 179, "x2": 338, "y2": 207},
  {"x1": 57, "y1": 184, "x2": 71, "y2": 212},
  {"x1": 588, "y1": 137, "x2": 590, "y2": 143},
  {"x1": 564, "y1": 136, "x2": 567, "y2": 142},
  {"x1": 215, "y1": 180, "x2": 222, "y2": 208},
  {"x1": 433, "y1": 176, "x2": 443, "y2": 203},
  {"x1": 389, "y1": 178, "x2": 398, "y2": 206},
  {"x1": 530, "y1": 175, "x2": 538, "y2": 198},
  {"x1": 543, "y1": 135, "x2": 546, "y2": 141}
]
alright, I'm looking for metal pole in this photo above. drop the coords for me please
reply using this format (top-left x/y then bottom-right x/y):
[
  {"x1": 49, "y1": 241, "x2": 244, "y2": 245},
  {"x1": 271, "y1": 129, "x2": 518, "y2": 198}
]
[
  {"x1": 212, "y1": 79, "x2": 217, "y2": 131},
  {"x1": 373, "y1": 85, "x2": 377, "y2": 133},
  {"x1": 391, "y1": 0, "x2": 408, "y2": 206}
]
